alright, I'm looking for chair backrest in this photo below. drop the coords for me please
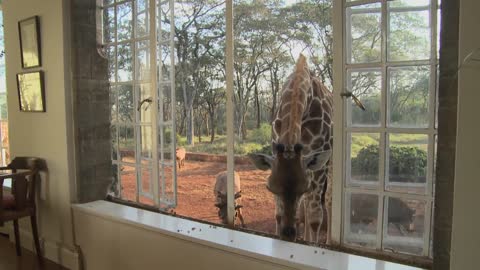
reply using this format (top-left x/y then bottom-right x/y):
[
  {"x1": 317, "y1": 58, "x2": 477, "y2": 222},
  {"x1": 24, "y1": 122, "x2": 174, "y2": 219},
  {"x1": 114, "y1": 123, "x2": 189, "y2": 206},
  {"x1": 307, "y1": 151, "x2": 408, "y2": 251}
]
[
  {"x1": 7, "y1": 157, "x2": 47, "y2": 210},
  {"x1": 8, "y1": 157, "x2": 48, "y2": 172}
]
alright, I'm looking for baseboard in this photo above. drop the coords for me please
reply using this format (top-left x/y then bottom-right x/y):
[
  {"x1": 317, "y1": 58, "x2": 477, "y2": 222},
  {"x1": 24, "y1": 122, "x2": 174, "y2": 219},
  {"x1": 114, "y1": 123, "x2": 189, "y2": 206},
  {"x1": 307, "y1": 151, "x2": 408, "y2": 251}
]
[{"x1": 2, "y1": 226, "x2": 80, "y2": 270}]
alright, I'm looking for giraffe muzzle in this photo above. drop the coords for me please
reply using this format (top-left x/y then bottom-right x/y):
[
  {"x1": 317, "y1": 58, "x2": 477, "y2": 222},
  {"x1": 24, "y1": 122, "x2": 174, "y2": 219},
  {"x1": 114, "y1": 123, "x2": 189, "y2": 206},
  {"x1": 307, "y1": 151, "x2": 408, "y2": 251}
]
[{"x1": 281, "y1": 226, "x2": 297, "y2": 241}]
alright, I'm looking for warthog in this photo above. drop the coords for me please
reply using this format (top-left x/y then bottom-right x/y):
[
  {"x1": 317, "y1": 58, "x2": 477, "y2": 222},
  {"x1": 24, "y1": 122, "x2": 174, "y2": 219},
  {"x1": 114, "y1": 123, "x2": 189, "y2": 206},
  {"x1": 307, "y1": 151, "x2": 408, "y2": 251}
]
[{"x1": 213, "y1": 171, "x2": 245, "y2": 227}]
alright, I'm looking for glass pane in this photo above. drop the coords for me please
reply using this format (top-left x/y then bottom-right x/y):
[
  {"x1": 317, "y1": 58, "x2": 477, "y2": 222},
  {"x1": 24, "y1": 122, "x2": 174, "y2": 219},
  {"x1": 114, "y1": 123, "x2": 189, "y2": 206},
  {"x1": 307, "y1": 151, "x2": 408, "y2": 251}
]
[
  {"x1": 437, "y1": 9, "x2": 441, "y2": 59},
  {"x1": 116, "y1": 1, "x2": 132, "y2": 41},
  {"x1": 103, "y1": 0, "x2": 115, "y2": 5},
  {"x1": 118, "y1": 84, "x2": 134, "y2": 122},
  {"x1": 387, "y1": 133, "x2": 428, "y2": 194},
  {"x1": 110, "y1": 86, "x2": 117, "y2": 122},
  {"x1": 388, "y1": 0, "x2": 429, "y2": 8},
  {"x1": 111, "y1": 125, "x2": 118, "y2": 160},
  {"x1": 345, "y1": 193, "x2": 378, "y2": 248},
  {"x1": 159, "y1": 125, "x2": 174, "y2": 164},
  {"x1": 347, "y1": 4, "x2": 381, "y2": 64},
  {"x1": 107, "y1": 46, "x2": 116, "y2": 82},
  {"x1": 120, "y1": 165, "x2": 136, "y2": 202},
  {"x1": 388, "y1": 66, "x2": 430, "y2": 128},
  {"x1": 140, "y1": 125, "x2": 153, "y2": 161},
  {"x1": 136, "y1": 41, "x2": 150, "y2": 81},
  {"x1": 160, "y1": 83, "x2": 172, "y2": 122},
  {"x1": 119, "y1": 125, "x2": 135, "y2": 162},
  {"x1": 138, "y1": 83, "x2": 152, "y2": 123},
  {"x1": 0, "y1": 121, "x2": 8, "y2": 148},
  {"x1": 0, "y1": 147, "x2": 9, "y2": 167},
  {"x1": 159, "y1": 164, "x2": 175, "y2": 206},
  {"x1": 388, "y1": 10, "x2": 431, "y2": 61},
  {"x1": 348, "y1": 69, "x2": 381, "y2": 126},
  {"x1": 103, "y1": 7, "x2": 116, "y2": 43},
  {"x1": 117, "y1": 43, "x2": 133, "y2": 82},
  {"x1": 0, "y1": 94, "x2": 7, "y2": 120},
  {"x1": 158, "y1": 3, "x2": 171, "y2": 42},
  {"x1": 135, "y1": 0, "x2": 149, "y2": 38},
  {"x1": 384, "y1": 197, "x2": 425, "y2": 255},
  {"x1": 159, "y1": 45, "x2": 172, "y2": 82},
  {"x1": 349, "y1": 133, "x2": 380, "y2": 185},
  {"x1": 139, "y1": 167, "x2": 154, "y2": 205}
]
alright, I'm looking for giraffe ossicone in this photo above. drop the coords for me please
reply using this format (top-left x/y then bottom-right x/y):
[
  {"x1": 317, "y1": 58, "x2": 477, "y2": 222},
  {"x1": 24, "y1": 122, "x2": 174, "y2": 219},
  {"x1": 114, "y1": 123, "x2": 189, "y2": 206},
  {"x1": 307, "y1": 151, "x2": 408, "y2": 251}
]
[{"x1": 249, "y1": 54, "x2": 333, "y2": 243}]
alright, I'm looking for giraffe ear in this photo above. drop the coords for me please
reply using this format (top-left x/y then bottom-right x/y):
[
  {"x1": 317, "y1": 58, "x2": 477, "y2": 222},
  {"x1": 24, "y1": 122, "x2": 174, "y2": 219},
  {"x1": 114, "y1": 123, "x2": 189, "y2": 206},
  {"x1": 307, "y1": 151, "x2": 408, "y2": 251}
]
[
  {"x1": 303, "y1": 150, "x2": 331, "y2": 171},
  {"x1": 248, "y1": 153, "x2": 273, "y2": 171}
]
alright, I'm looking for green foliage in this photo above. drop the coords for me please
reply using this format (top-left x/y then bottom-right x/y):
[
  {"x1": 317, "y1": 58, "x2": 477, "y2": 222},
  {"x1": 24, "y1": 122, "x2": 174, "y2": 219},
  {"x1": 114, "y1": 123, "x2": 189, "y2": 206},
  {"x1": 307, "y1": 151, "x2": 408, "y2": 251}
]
[
  {"x1": 248, "y1": 123, "x2": 271, "y2": 145},
  {"x1": 350, "y1": 134, "x2": 379, "y2": 157},
  {"x1": 351, "y1": 144, "x2": 427, "y2": 183}
]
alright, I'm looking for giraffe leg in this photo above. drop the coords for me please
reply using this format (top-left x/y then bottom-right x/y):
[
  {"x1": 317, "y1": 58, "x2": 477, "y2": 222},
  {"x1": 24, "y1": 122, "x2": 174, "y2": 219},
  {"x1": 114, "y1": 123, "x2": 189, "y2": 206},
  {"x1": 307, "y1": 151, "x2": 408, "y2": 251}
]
[
  {"x1": 310, "y1": 209, "x2": 323, "y2": 244},
  {"x1": 275, "y1": 215, "x2": 282, "y2": 235},
  {"x1": 306, "y1": 199, "x2": 324, "y2": 244}
]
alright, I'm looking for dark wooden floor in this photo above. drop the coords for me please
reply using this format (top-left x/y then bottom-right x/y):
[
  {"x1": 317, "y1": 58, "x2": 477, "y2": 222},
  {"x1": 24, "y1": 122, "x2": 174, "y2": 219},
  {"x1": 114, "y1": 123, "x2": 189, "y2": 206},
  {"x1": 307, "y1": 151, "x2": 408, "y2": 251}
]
[{"x1": 0, "y1": 233, "x2": 66, "y2": 270}]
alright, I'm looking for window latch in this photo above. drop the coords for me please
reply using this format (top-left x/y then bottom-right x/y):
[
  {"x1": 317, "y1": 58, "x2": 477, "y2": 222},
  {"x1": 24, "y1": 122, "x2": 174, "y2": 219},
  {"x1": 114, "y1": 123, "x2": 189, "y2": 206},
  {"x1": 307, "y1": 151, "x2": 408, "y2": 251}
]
[
  {"x1": 340, "y1": 91, "x2": 366, "y2": 111},
  {"x1": 137, "y1": 97, "x2": 153, "y2": 111}
]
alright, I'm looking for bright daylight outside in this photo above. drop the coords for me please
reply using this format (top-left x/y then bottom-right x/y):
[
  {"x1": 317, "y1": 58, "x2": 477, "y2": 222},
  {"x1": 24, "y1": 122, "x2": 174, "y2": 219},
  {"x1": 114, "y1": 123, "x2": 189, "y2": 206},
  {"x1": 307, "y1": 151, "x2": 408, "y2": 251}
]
[{"x1": 103, "y1": 0, "x2": 439, "y2": 258}]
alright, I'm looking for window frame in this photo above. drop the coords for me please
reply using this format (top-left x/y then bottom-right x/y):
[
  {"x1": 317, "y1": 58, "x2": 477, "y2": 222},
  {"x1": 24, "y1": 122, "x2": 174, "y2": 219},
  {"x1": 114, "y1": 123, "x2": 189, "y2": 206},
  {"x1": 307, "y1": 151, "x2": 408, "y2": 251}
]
[
  {"x1": 102, "y1": 0, "x2": 177, "y2": 209},
  {"x1": 100, "y1": 0, "x2": 439, "y2": 263},
  {"x1": 332, "y1": 0, "x2": 439, "y2": 258}
]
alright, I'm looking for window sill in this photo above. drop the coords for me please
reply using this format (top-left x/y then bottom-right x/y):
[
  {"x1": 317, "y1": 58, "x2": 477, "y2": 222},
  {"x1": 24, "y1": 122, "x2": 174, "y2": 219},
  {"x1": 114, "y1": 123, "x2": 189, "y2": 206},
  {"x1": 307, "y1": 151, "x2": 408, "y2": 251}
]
[
  {"x1": 72, "y1": 200, "x2": 425, "y2": 270},
  {"x1": 2, "y1": 178, "x2": 12, "y2": 190}
]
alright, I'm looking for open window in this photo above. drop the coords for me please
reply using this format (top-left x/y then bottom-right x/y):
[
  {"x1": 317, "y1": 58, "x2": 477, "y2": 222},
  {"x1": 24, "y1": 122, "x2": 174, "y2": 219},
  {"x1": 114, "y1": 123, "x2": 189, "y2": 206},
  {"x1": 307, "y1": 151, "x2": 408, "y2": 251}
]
[
  {"x1": 101, "y1": 0, "x2": 438, "y2": 264},
  {"x1": 0, "y1": 8, "x2": 9, "y2": 167},
  {"x1": 104, "y1": 0, "x2": 177, "y2": 208},
  {"x1": 332, "y1": 0, "x2": 439, "y2": 257}
]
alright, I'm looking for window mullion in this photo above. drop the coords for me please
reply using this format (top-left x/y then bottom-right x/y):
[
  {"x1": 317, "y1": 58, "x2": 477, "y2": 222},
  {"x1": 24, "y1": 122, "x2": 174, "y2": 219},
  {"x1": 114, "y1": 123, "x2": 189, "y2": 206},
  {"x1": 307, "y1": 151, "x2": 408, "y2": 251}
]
[
  {"x1": 331, "y1": 0, "x2": 345, "y2": 245},
  {"x1": 149, "y1": 0, "x2": 160, "y2": 207},
  {"x1": 169, "y1": 0, "x2": 178, "y2": 207},
  {"x1": 225, "y1": 0, "x2": 235, "y2": 227},
  {"x1": 376, "y1": 0, "x2": 388, "y2": 252}
]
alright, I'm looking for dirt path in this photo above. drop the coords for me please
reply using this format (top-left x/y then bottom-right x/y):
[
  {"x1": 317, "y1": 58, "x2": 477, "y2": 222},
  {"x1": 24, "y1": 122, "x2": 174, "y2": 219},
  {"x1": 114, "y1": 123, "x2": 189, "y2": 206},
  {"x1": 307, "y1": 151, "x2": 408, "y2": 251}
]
[
  {"x1": 120, "y1": 159, "x2": 276, "y2": 234},
  {"x1": 175, "y1": 160, "x2": 276, "y2": 234}
]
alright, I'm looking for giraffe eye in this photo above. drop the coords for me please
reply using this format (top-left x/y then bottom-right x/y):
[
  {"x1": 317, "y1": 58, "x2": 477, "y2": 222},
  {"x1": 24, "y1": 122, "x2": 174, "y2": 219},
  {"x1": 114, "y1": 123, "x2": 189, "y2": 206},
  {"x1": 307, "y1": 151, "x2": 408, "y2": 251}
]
[
  {"x1": 294, "y1": 144, "x2": 303, "y2": 153},
  {"x1": 276, "y1": 143, "x2": 285, "y2": 153}
]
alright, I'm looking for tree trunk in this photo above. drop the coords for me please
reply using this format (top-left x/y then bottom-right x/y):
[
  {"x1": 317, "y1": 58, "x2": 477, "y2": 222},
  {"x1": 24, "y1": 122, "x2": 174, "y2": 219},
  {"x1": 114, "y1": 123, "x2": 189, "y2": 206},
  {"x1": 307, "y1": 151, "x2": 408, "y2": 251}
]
[
  {"x1": 209, "y1": 112, "x2": 216, "y2": 143},
  {"x1": 241, "y1": 113, "x2": 247, "y2": 140},
  {"x1": 255, "y1": 84, "x2": 261, "y2": 129},
  {"x1": 182, "y1": 78, "x2": 194, "y2": 146}
]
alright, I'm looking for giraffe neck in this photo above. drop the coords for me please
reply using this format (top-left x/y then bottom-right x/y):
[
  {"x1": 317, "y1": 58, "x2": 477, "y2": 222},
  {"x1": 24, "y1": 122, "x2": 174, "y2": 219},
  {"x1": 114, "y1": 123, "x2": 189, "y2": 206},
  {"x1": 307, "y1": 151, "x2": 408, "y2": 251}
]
[{"x1": 276, "y1": 55, "x2": 312, "y2": 146}]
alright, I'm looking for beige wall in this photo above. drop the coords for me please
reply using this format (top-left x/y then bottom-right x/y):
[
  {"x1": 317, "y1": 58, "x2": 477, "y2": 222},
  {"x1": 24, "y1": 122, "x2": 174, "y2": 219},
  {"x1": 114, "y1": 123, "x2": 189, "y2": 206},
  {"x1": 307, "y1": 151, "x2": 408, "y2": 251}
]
[
  {"x1": 74, "y1": 210, "x2": 299, "y2": 270},
  {"x1": 450, "y1": 0, "x2": 480, "y2": 269},
  {"x1": 2, "y1": 0, "x2": 76, "y2": 264}
]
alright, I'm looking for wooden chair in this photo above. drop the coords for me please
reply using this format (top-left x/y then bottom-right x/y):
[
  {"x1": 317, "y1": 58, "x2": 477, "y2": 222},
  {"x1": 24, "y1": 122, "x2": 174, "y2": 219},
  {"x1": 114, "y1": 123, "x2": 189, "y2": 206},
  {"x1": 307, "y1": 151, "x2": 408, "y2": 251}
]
[{"x1": 0, "y1": 157, "x2": 47, "y2": 260}]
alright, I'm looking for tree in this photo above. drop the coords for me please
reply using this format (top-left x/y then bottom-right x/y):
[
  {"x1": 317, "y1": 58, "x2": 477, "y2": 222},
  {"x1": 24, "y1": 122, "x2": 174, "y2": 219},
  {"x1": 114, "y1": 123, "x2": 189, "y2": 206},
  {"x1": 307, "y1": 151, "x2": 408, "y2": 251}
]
[{"x1": 161, "y1": 0, "x2": 225, "y2": 145}]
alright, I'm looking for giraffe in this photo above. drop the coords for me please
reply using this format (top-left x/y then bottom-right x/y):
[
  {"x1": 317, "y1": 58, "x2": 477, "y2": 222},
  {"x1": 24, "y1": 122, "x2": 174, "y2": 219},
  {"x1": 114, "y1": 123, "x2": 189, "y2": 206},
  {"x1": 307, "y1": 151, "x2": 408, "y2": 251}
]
[{"x1": 249, "y1": 54, "x2": 333, "y2": 243}]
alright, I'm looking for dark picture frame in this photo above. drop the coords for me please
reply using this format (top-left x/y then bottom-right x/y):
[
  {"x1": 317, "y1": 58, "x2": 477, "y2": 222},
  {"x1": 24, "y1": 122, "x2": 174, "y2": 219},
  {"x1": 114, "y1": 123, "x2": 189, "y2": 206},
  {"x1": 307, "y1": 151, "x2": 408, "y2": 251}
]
[
  {"x1": 16, "y1": 71, "x2": 46, "y2": 112},
  {"x1": 18, "y1": 16, "x2": 41, "y2": 69}
]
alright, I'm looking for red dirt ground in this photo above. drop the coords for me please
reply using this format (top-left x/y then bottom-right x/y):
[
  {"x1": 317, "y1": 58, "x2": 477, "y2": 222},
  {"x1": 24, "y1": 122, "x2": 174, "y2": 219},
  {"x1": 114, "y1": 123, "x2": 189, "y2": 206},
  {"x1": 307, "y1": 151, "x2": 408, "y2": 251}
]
[
  {"x1": 120, "y1": 159, "x2": 277, "y2": 234},
  {"x1": 175, "y1": 160, "x2": 276, "y2": 234}
]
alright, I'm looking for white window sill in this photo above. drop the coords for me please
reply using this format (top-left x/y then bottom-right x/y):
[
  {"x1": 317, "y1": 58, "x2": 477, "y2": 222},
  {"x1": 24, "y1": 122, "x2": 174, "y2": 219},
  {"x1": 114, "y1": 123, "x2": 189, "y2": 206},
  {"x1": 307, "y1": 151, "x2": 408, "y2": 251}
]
[
  {"x1": 2, "y1": 178, "x2": 12, "y2": 190},
  {"x1": 72, "y1": 200, "x2": 425, "y2": 270}
]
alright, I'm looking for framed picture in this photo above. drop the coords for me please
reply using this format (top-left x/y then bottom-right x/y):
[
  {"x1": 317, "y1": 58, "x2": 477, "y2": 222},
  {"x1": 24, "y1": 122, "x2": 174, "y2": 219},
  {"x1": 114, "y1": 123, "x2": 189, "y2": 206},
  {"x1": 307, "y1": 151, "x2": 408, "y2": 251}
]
[
  {"x1": 18, "y1": 16, "x2": 41, "y2": 69},
  {"x1": 16, "y1": 71, "x2": 45, "y2": 112}
]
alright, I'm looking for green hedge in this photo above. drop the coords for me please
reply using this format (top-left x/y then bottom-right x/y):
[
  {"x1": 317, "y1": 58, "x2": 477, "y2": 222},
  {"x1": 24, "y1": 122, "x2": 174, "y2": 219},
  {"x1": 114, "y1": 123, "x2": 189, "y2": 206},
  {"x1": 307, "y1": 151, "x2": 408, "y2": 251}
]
[{"x1": 351, "y1": 145, "x2": 427, "y2": 183}]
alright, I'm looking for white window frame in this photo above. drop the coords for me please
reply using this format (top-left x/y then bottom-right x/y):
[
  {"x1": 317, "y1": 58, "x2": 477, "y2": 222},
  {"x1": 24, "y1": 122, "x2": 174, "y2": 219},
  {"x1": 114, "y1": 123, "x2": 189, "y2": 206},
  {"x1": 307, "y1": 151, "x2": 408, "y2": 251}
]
[
  {"x1": 0, "y1": 7, "x2": 8, "y2": 167},
  {"x1": 102, "y1": 0, "x2": 177, "y2": 209},
  {"x1": 332, "y1": 0, "x2": 438, "y2": 258}
]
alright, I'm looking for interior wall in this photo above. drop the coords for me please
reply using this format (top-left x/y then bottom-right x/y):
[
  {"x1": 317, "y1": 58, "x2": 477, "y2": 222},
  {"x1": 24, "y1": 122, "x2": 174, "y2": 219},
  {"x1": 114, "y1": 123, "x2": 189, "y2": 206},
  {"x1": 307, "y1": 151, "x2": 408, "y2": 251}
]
[
  {"x1": 2, "y1": 0, "x2": 76, "y2": 264},
  {"x1": 450, "y1": 0, "x2": 480, "y2": 269},
  {"x1": 74, "y1": 209, "x2": 300, "y2": 270}
]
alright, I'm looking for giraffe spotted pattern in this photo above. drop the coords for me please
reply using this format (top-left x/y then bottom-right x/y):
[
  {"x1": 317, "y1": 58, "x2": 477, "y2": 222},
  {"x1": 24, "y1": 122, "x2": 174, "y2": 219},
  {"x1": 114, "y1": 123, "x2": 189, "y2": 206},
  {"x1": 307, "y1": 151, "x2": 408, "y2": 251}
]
[{"x1": 249, "y1": 55, "x2": 333, "y2": 244}]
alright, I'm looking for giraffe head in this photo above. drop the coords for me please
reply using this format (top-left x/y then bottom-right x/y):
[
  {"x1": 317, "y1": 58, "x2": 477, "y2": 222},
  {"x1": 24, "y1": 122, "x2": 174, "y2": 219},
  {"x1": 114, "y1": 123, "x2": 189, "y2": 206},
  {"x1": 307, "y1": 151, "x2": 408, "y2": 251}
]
[
  {"x1": 249, "y1": 144, "x2": 331, "y2": 241},
  {"x1": 249, "y1": 55, "x2": 331, "y2": 241}
]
